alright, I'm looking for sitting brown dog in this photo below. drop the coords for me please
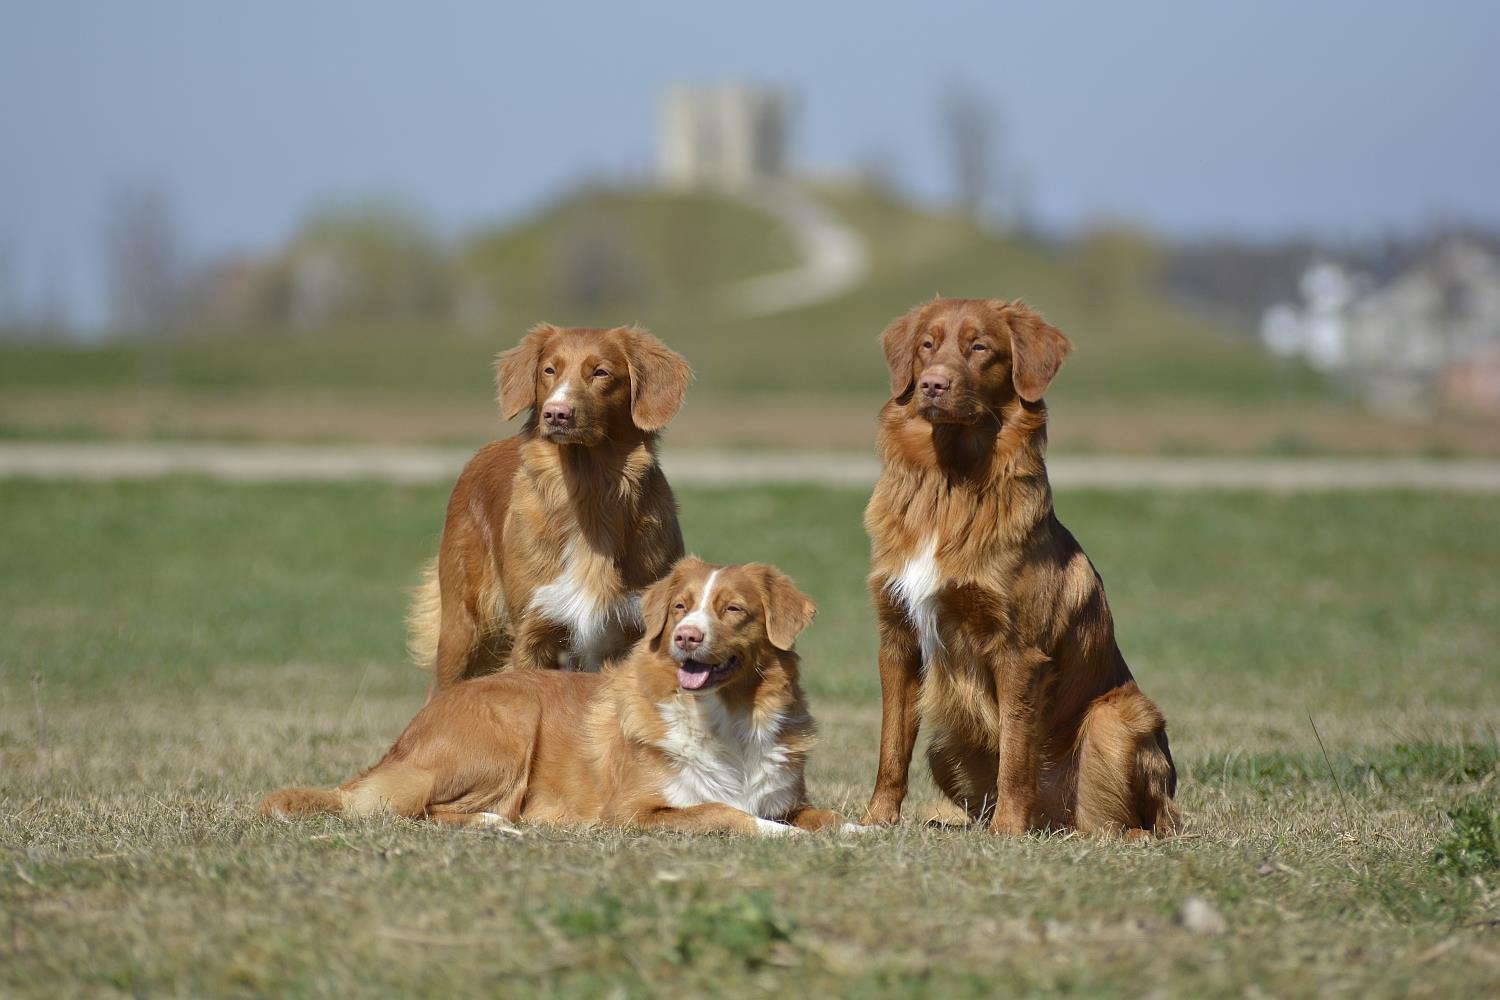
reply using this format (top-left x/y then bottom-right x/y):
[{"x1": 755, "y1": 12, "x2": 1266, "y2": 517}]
[
  {"x1": 860, "y1": 298, "x2": 1179, "y2": 838},
  {"x1": 263, "y1": 559, "x2": 845, "y2": 835},
  {"x1": 408, "y1": 324, "x2": 692, "y2": 691}
]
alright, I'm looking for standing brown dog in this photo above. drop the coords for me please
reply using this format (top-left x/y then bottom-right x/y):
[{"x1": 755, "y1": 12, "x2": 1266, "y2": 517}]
[
  {"x1": 860, "y1": 298, "x2": 1178, "y2": 837},
  {"x1": 409, "y1": 324, "x2": 691, "y2": 690}
]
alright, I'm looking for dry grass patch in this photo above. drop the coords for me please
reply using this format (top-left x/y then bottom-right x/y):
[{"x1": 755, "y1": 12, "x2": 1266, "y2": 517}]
[{"x1": 2, "y1": 481, "x2": 1497, "y2": 995}]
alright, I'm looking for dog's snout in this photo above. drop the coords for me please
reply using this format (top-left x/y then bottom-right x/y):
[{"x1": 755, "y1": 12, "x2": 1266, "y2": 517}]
[
  {"x1": 918, "y1": 367, "x2": 953, "y2": 399},
  {"x1": 673, "y1": 624, "x2": 704, "y2": 653},
  {"x1": 541, "y1": 401, "x2": 574, "y2": 426}
]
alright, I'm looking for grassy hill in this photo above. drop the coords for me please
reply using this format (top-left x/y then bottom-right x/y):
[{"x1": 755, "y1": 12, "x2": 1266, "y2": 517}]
[
  {"x1": 3, "y1": 183, "x2": 1497, "y2": 454},
  {"x1": 676, "y1": 186, "x2": 1326, "y2": 404},
  {"x1": 460, "y1": 187, "x2": 802, "y2": 318}
]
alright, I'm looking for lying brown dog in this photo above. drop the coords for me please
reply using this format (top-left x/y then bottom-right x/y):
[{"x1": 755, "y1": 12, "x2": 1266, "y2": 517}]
[
  {"x1": 409, "y1": 324, "x2": 692, "y2": 691},
  {"x1": 860, "y1": 298, "x2": 1178, "y2": 838},
  {"x1": 263, "y1": 559, "x2": 845, "y2": 835}
]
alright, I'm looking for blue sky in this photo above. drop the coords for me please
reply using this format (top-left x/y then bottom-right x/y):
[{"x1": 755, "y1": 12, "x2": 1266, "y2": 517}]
[{"x1": 3, "y1": 0, "x2": 1497, "y2": 328}]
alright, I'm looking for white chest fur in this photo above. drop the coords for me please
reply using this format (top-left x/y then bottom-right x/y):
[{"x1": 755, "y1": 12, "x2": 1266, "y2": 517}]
[
  {"x1": 888, "y1": 535, "x2": 945, "y2": 670},
  {"x1": 528, "y1": 540, "x2": 642, "y2": 671},
  {"x1": 656, "y1": 695, "x2": 802, "y2": 820}
]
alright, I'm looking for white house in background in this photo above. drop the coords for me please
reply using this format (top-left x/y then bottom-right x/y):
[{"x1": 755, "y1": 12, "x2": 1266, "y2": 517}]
[
  {"x1": 1261, "y1": 261, "x2": 1362, "y2": 372},
  {"x1": 1260, "y1": 239, "x2": 1500, "y2": 414},
  {"x1": 658, "y1": 84, "x2": 793, "y2": 189}
]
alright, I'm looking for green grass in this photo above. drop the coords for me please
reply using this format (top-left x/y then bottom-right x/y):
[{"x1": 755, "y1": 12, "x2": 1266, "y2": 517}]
[{"x1": 2, "y1": 479, "x2": 1497, "y2": 996}]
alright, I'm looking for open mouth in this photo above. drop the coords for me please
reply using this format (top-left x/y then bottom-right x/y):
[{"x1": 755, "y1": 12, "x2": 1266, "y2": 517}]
[{"x1": 676, "y1": 655, "x2": 742, "y2": 692}]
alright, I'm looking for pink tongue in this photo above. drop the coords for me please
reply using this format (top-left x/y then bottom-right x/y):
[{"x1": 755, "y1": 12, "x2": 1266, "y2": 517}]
[{"x1": 678, "y1": 665, "x2": 712, "y2": 690}]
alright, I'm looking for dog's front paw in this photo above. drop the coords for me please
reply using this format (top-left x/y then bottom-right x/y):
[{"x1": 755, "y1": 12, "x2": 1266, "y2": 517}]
[
  {"x1": 986, "y1": 809, "x2": 1031, "y2": 837},
  {"x1": 859, "y1": 800, "x2": 902, "y2": 827},
  {"x1": 754, "y1": 818, "x2": 803, "y2": 837}
]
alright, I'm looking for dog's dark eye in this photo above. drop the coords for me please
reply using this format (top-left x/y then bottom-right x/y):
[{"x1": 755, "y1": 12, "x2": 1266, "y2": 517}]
[
  {"x1": 543, "y1": 366, "x2": 555, "y2": 375},
  {"x1": 673, "y1": 601, "x2": 687, "y2": 612},
  {"x1": 593, "y1": 368, "x2": 610, "y2": 379},
  {"x1": 725, "y1": 604, "x2": 744, "y2": 614},
  {"x1": 971, "y1": 343, "x2": 989, "y2": 353},
  {"x1": 921, "y1": 340, "x2": 933, "y2": 350}
]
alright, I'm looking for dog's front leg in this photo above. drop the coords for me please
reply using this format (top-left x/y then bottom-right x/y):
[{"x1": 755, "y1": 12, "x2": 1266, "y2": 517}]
[
  {"x1": 989, "y1": 647, "x2": 1051, "y2": 836},
  {"x1": 634, "y1": 803, "x2": 794, "y2": 836},
  {"x1": 782, "y1": 804, "x2": 845, "y2": 831},
  {"x1": 508, "y1": 616, "x2": 569, "y2": 671},
  {"x1": 861, "y1": 594, "x2": 924, "y2": 826}
]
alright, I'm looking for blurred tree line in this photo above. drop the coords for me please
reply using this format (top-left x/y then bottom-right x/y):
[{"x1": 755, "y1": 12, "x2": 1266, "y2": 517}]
[
  {"x1": 90, "y1": 180, "x2": 794, "y2": 340},
  {"x1": 168, "y1": 197, "x2": 455, "y2": 336}
]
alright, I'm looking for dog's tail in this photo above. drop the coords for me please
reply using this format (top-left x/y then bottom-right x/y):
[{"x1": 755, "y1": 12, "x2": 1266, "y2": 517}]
[
  {"x1": 260, "y1": 786, "x2": 346, "y2": 820},
  {"x1": 406, "y1": 557, "x2": 442, "y2": 672}
]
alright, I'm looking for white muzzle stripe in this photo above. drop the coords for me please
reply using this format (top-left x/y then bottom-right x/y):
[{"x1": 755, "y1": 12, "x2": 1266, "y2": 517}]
[{"x1": 677, "y1": 569, "x2": 721, "y2": 650}]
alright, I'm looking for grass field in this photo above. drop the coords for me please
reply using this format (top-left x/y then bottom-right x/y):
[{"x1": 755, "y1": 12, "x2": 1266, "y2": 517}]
[{"x1": 2, "y1": 478, "x2": 1497, "y2": 996}]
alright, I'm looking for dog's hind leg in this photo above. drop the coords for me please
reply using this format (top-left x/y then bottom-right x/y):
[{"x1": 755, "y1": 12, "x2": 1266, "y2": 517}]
[
  {"x1": 259, "y1": 786, "x2": 347, "y2": 820},
  {"x1": 339, "y1": 761, "x2": 437, "y2": 820},
  {"x1": 426, "y1": 538, "x2": 511, "y2": 692},
  {"x1": 431, "y1": 592, "x2": 487, "y2": 692},
  {"x1": 262, "y1": 769, "x2": 441, "y2": 826},
  {"x1": 1072, "y1": 683, "x2": 1178, "y2": 838},
  {"x1": 1136, "y1": 726, "x2": 1180, "y2": 837},
  {"x1": 261, "y1": 761, "x2": 438, "y2": 822}
]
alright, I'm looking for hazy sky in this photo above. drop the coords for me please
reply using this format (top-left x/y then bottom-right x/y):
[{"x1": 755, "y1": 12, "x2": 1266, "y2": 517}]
[{"x1": 3, "y1": 0, "x2": 1497, "y2": 328}]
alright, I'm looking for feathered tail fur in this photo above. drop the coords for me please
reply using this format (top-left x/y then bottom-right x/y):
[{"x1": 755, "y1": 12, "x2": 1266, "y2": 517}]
[{"x1": 406, "y1": 558, "x2": 443, "y2": 671}]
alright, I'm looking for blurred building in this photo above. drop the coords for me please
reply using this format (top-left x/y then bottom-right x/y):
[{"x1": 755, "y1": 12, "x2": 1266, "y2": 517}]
[
  {"x1": 180, "y1": 256, "x2": 263, "y2": 331},
  {"x1": 658, "y1": 84, "x2": 793, "y2": 189},
  {"x1": 1261, "y1": 239, "x2": 1500, "y2": 413},
  {"x1": 1260, "y1": 262, "x2": 1364, "y2": 373}
]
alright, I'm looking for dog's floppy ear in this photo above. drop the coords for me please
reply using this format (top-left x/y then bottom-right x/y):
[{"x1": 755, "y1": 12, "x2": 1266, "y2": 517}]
[
  {"x1": 999, "y1": 300, "x2": 1072, "y2": 402},
  {"x1": 640, "y1": 557, "x2": 700, "y2": 652},
  {"x1": 638, "y1": 566, "x2": 678, "y2": 652},
  {"x1": 624, "y1": 327, "x2": 692, "y2": 433},
  {"x1": 880, "y1": 308, "x2": 921, "y2": 400},
  {"x1": 495, "y1": 323, "x2": 556, "y2": 420},
  {"x1": 749, "y1": 564, "x2": 817, "y2": 652}
]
